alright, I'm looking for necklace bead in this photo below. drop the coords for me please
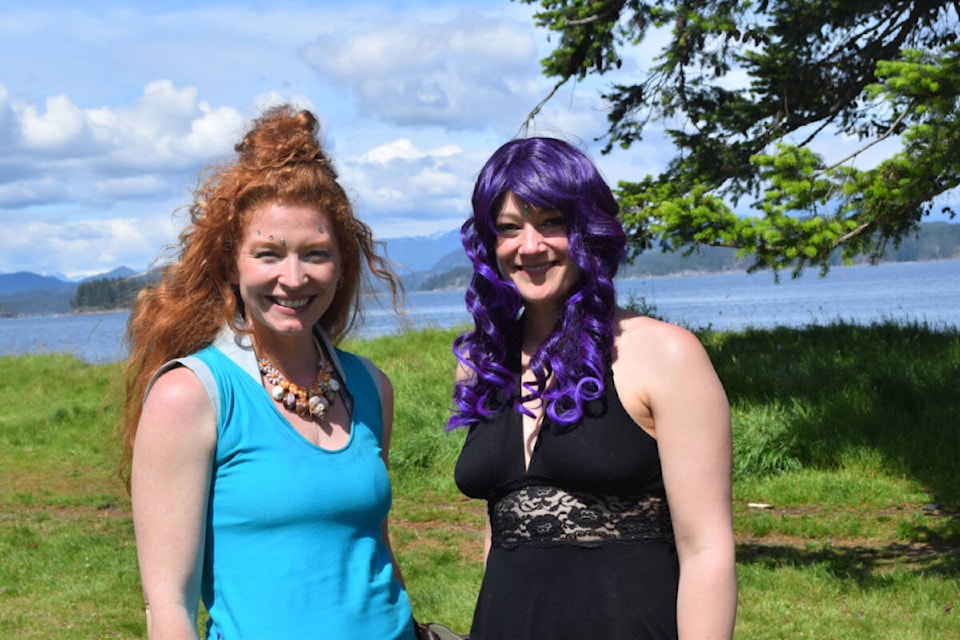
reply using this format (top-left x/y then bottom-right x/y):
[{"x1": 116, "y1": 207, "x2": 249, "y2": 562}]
[{"x1": 256, "y1": 338, "x2": 339, "y2": 419}]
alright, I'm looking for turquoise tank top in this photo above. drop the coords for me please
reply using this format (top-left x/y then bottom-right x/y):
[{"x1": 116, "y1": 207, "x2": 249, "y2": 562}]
[{"x1": 167, "y1": 328, "x2": 415, "y2": 639}]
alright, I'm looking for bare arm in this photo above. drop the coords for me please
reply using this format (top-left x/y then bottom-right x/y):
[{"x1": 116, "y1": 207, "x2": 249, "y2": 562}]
[
  {"x1": 615, "y1": 316, "x2": 737, "y2": 639},
  {"x1": 131, "y1": 366, "x2": 216, "y2": 640},
  {"x1": 650, "y1": 325, "x2": 737, "y2": 639}
]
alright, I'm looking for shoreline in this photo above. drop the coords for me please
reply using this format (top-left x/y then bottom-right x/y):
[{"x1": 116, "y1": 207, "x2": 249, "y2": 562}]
[{"x1": 4, "y1": 257, "x2": 958, "y2": 320}]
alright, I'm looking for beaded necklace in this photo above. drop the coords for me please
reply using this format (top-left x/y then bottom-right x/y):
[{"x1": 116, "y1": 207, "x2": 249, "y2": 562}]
[{"x1": 256, "y1": 337, "x2": 340, "y2": 419}]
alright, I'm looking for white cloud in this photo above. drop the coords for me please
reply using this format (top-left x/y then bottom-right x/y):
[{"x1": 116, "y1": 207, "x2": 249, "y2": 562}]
[
  {"x1": 343, "y1": 138, "x2": 476, "y2": 223},
  {"x1": 0, "y1": 177, "x2": 66, "y2": 209},
  {"x1": 360, "y1": 139, "x2": 428, "y2": 164},
  {"x1": 411, "y1": 167, "x2": 461, "y2": 194},
  {"x1": 95, "y1": 175, "x2": 166, "y2": 200},
  {"x1": 175, "y1": 104, "x2": 247, "y2": 158},
  {"x1": 0, "y1": 1, "x2": 628, "y2": 276},
  {"x1": 18, "y1": 95, "x2": 90, "y2": 150},
  {"x1": 302, "y1": 9, "x2": 542, "y2": 130},
  {"x1": 2, "y1": 215, "x2": 174, "y2": 279},
  {"x1": 0, "y1": 81, "x2": 254, "y2": 217},
  {"x1": 358, "y1": 138, "x2": 462, "y2": 165}
]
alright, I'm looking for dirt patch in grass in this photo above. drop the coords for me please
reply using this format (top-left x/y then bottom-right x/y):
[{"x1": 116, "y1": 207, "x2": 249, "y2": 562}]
[
  {"x1": 6, "y1": 495, "x2": 956, "y2": 576},
  {"x1": 392, "y1": 500, "x2": 486, "y2": 563},
  {"x1": 736, "y1": 507, "x2": 960, "y2": 578}
]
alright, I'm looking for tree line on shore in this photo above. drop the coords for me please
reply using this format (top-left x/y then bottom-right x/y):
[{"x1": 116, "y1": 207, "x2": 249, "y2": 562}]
[
  {"x1": 417, "y1": 221, "x2": 960, "y2": 291},
  {"x1": 1, "y1": 220, "x2": 954, "y2": 316}
]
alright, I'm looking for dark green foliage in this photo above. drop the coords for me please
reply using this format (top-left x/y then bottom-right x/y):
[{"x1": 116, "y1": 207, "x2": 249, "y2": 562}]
[
  {"x1": 520, "y1": 0, "x2": 960, "y2": 276},
  {"x1": 417, "y1": 266, "x2": 474, "y2": 291},
  {"x1": 70, "y1": 276, "x2": 146, "y2": 311}
]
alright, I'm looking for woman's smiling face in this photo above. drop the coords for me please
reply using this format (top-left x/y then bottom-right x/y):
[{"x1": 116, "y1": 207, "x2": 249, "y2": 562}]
[
  {"x1": 233, "y1": 201, "x2": 341, "y2": 340},
  {"x1": 494, "y1": 191, "x2": 580, "y2": 313}
]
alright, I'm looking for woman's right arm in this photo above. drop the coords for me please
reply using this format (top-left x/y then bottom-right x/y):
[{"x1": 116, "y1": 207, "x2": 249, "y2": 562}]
[{"x1": 131, "y1": 366, "x2": 217, "y2": 640}]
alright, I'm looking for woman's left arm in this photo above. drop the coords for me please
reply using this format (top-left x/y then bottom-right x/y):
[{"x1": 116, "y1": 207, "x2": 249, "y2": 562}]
[{"x1": 649, "y1": 325, "x2": 738, "y2": 639}]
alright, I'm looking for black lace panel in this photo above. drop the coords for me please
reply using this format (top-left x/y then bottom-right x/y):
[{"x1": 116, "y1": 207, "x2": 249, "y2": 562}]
[{"x1": 490, "y1": 483, "x2": 675, "y2": 549}]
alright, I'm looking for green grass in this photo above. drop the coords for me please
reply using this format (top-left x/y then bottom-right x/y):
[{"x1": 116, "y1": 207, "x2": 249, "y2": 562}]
[{"x1": 1, "y1": 322, "x2": 958, "y2": 638}]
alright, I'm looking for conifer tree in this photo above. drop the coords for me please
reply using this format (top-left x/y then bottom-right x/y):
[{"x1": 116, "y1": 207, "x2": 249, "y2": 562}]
[{"x1": 521, "y1": 0, "x2": 960, "y2": 275}]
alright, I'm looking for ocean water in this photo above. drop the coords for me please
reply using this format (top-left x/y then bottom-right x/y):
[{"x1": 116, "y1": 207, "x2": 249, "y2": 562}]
[{"x1": 2, "y1": 259, "x2": 958, "y2": 364}]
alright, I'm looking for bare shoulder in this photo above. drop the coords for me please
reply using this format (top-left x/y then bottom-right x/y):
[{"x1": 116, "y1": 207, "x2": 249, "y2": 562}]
[
  {"x1": 611, "y1": 309, "x2": 718, "y2": 432},
  {"x1": 612, "y1": 309, "x2": 728, "y2": 438},
  {"x1": 614, "y1": 308, "x2": 710, "y2": 368}
]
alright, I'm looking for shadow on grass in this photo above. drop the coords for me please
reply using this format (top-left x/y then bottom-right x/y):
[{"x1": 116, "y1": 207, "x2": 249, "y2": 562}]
[
  {"x1": 736, "y1": 534, "x2": 960, "y2": 583},
  {"x1": 704, "y1": 322, "x2": 960, "y2": 504}
]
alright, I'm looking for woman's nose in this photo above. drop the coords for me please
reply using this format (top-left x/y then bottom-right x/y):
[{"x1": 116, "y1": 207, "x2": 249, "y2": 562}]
[
  {"x1": 518, "y1": 224, "x2": 543, "y2": 253},
  {"x1": 278, "y1": 257, "x2": 306, "y2": 285}
]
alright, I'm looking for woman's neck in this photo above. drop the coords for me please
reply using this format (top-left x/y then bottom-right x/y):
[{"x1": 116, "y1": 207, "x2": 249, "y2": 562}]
[
  {"x1": 250, "y1": 327, "x2": 320, "y2": 385},
  {"x1": 521, "y1": 306, "x2": 560, "y2": 354}
]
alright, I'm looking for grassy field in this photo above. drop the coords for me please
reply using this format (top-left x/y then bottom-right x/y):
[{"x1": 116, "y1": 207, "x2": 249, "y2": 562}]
[{"x1": 1, "y1": 322, "x2": 958, "y2": 638}]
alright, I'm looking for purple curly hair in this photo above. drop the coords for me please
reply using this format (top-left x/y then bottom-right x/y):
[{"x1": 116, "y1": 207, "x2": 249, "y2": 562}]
[{"x1": 448, "y1": 137, "x2": 627, "y2": 431}]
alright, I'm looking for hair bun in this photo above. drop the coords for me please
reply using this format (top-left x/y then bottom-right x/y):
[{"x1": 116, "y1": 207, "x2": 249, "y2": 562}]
[{"x1": 234, "y1": 106, "x2": 334, "y2": 175}]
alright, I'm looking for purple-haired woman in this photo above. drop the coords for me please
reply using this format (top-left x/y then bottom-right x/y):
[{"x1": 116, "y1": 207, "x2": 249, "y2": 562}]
[{"x1": 451, "y1": 137, "x2": 738, "y2": 640}]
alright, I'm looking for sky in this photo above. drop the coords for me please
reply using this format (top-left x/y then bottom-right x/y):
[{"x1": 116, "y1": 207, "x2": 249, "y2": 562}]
[
  {"x1": 2, "y1": 2, "x2": 953, "y2": 280},
  {"x1": 0, "y1": 0, "x2": 676, "y2": 279}
]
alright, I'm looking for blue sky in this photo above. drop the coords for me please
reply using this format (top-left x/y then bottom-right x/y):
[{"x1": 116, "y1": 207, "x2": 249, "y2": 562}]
[
  {"x1": 0, "y1": 0, "x2": 674, "y2": 278},
  {"x1": 2, "y1": 2, "x2": 952, "y2": 279}
]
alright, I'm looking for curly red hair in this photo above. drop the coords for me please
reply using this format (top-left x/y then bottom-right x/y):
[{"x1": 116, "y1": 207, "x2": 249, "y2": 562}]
[{"x1": 119, "y1": 105, "x2": 401, "y2": 483}]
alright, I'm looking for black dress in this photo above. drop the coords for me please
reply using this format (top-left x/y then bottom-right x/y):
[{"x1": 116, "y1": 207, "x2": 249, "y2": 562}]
[{"x1": 454, "y1": 370, "x2": 679, "y2": 640}]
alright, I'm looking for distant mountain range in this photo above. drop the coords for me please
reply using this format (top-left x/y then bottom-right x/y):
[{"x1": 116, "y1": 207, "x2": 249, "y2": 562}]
[
  {"x1": 0, "y1": 233, "x2": 466, "y2": 317},
  {"x1": 2, "y1": 221, "x2": 958, "y2": 317},
  {"x1": 383, "y1": 228, "x2": 462, "y2": 273},
  {"x1": 0, "y1": 267, "x2": 140, "y2": 317}
]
